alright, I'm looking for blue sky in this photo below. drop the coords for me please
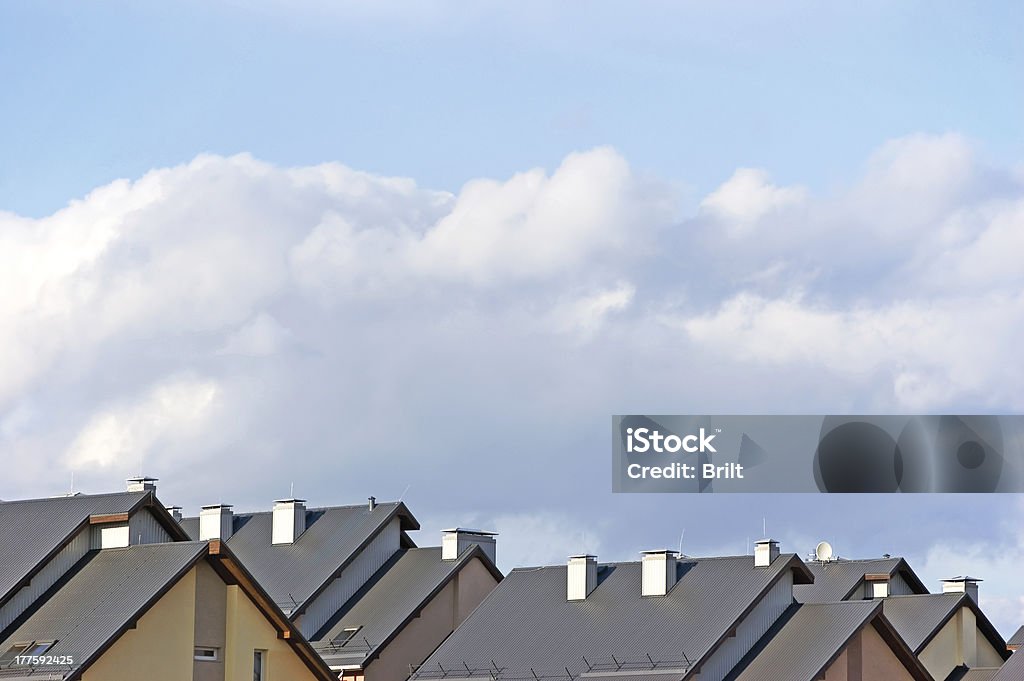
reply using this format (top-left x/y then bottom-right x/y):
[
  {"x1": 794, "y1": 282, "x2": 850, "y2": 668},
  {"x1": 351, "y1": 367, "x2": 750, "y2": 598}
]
[
  {"x1": 2, "y1": 1, "x2": 1022, "y2": 216},
  {"x1": 2, "y1": 1, "x2": 1024, "y2": 635}
]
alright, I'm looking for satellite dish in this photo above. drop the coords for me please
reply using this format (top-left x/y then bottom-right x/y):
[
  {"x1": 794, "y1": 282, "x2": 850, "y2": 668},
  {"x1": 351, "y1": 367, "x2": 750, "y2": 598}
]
[{"x1": 815, "y1": 541, "x2": 834, "y2": 562}]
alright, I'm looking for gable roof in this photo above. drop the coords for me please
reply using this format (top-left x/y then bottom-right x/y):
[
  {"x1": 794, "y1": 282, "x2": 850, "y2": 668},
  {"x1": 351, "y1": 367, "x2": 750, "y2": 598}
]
[
  {"x1": 794, "y1": 557, "x2": 927, "y2": 603},
  {"x1": 0, "y1": 491, "x2": 188, "y2": 609},
  {"x1": 1008, "y1": 625, "x2": 1024, "y2": 651},
  {"x1": 312, "y1": 545, "x2": 502, "y2": 669},
  {"x1": 413, "y1": 554, "x2": 812, "y2": 681},
  {"x1": 180, "y1": 501, "x2": 418, "y2": 616},
  {"x1": 991, "y1": 651, "x2": 1024, "y2": 681},
  {"x1": 727, "y1": 600, "x2": 929, "y2": 681},
  {"x1": 882, "y1": 593, "x2": 1009, "y2": 659},
  {"x1": 0, "y1": 541, "x2": 335, "y2": 681}
]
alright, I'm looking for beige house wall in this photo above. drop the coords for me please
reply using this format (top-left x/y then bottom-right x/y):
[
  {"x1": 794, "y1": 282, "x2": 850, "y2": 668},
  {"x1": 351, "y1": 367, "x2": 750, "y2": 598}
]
[
  {"x1": 860, "y1": 623, "x2": 915, "y2": 680},
  {"x1": 919, "y1": 615, "x2": 960, "y2": 680},
  {"x1": 918, "y1": 606, "x2": 1003, "y2": 679},
  {"x1": 81, "y1": 568, "x2": 197, "y2": 681},
  {"x1": 976, "y1": 629, "x2": 1005, "y2": 667},
  {"x1": 822, "y1": 625, "x2": 916, "y2": 681},
  {"x1": 365, "y1": 557, "x2": 499, "y2": 681}
]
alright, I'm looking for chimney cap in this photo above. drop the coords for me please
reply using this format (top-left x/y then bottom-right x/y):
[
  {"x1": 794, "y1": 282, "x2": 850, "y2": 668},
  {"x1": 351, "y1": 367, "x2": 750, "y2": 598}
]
[
  {"x1": 442, "y1": 527, "x2": 498, "y2": 536},
  {"x1": 127, "y1": 475, "x2": 158, "y2": 482},
  {"x1": 569, "y1": 554, "x2": 597, "y2": 559},
  {"x1": 640, "y1": 549, "x2": 679, "y2": 555},
  {"x1": 755, "y1": 538, "x2": 779, "y2": 545},
  {"x1": 942, "y1": 575, "x2": 983, "y2": 583},
  {"x1": 201, "y1": 503, "x2": 233, "y2": 510},
  {"x1": 273, "y1": 498, "x2": 307, "y2": 504}
]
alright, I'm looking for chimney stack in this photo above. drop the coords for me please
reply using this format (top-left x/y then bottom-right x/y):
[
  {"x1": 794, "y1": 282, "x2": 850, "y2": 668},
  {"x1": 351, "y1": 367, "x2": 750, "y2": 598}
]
[
  {"x1": 567, "y1": 555, "x2": 598, "y2": 601},
  {"x1": 199, "y1": 504, "x2": 234, "y2": 540},
  {"x1": 368, "y1": 496, "x2": 376, "y2": 511},
  {"x1": 641, "y1": 550, "x2": 679, "y2": 596},
  {"x1": 941, "y1": 576, "x2": 982, "y2": 603},
  {"x1": 272, "y1": 499, "x2": 307, "y2": 545},
  {"x1": 442, "y1": 528, "x2": 497, "y2": 564},
  {"x1": 166, "y1": 506, "x2": 183, "y2": 522},
  {"x1": 126, "y1": 476, "x2": 158, "y2": 493},
  {"x1": 754, "y1": 539, "x2": 780, "y2": 568}
]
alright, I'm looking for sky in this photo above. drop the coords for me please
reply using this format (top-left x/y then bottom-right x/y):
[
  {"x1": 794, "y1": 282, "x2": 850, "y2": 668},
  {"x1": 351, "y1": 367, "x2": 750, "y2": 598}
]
[{"x1": 2, "y1": 1, "x2": 1024, "y2": 635}]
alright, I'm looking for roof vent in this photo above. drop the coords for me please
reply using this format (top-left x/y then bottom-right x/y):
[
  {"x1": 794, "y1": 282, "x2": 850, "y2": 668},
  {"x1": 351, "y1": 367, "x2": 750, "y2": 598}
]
[
  {"x1": 754, "y1": 539, "x2": 780, "y2": 568},
  {"x1": 368, "y1": 496, "x2": 377, "y2": 511},
  {"x1": 126, "y1": 476, "x2": 158, "y2": 493},
  {"x1": 166, "y1": 506, "x2": 183, "y2": 522},
  {"x1": 272, "y1": 498, "x2": 307, "y2": 545},
  {"x1": 567, "y1": 555, "x2": 598, "y2": 601},
  {"x1": 641, "y1": 549, "x2": 679, "y2": 596},
  {"x1": 941, "y1": 576, "x2": 981, "y2": 602},
  {"x1": 199, "y1": 504, "x2": 234, "y2": 540},
  {"x1": 442, "y1": 528, "x2": 497, "y2": 563}
]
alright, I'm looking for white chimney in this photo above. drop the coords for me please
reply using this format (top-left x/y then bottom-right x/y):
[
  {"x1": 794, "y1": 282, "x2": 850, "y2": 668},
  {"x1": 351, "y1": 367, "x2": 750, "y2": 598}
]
[
  {"x1": 641, "y1": 550, "x2": 679, "y2": 596},
  {"x1": 567, "y1": 555, "x2": 598, "y2": 601},
  {"x1": 272, "y1": 499, "x2": 307, "y2": 545},
  {"x1": 442, "y1": 528, "x2": 497, "y2": 563},
  {"x1": 942, "y1": 576, "x2": 981, "y2": 603},
  {"x1": 754, "y1": 539, "x2": 780, "y2": 568},
  {"x1": 199, "y1": 504, "x2": 234, "y2": 540},
  {"x1": 166, "y1": 506, "x2": 183, "y2": 522},
  {"x1": 126, "y1": 476, "x2": 158, "y2": 493}
]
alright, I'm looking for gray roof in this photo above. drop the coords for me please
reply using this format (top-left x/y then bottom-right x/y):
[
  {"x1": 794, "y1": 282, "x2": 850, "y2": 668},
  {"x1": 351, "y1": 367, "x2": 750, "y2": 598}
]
[
  {"x1": 0, "y1": 542, "x2": 208, "y2": 678},
  {"x1": 882, "y1": 593, "x2": 967, "y2": 653},
  {"x1": 0, "y1": 492, "x2": 151, "y2": 605},
  {"x1": 1008, "y1": 625, "x2": 1024, "y2": 648},
  {"x1": 881, "y1": 592, "x2": 1008, "y2": 662},
  {"x1": 728, "y1": 601, "x2": 880, "y2": 681},
  {"x1": 312, "y1": 546, "x2": 501, "y2": 668},
  {"x1": 413, "y1": 554, "x2": 811, "y2": 681},
  {"x1": 794, "y1": 557, "x2": 925, "y2": 603},
  {"x1": 180, "y1": 501, "x2": 417, "y2": 615},
  {"x1": 951, "y1": 668, "x2": 1001, "y2": 681},
  {"x1": 991, "y1": 652, "x2": 1024, "y2": 681}
]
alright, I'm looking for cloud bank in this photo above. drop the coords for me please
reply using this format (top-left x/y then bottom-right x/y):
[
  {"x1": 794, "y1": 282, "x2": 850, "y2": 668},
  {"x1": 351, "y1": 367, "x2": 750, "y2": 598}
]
[{"x1": 2, "y1": 134, "x2": 1023, "y2": 630}]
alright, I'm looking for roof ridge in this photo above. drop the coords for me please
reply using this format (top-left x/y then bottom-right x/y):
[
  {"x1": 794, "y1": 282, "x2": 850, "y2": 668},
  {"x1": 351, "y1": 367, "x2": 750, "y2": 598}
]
[{"x1": 0, "y1": 490, "x2": 145, "y2": 505}]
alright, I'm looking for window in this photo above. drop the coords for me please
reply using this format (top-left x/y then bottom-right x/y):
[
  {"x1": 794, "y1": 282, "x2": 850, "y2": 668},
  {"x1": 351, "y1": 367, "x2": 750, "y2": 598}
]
[
  {"x1": 194, "y1": 647, "x2": 218, "y2": 661},
  {"x1": 0, "y1": 641, "x2": 55, "y2": 667},
  {"x1": 332, "y1": 626, "x2": 361, "y2": 646},
  {"x1": 253, "y1": 649, "x2": 266, "y2": 681}
]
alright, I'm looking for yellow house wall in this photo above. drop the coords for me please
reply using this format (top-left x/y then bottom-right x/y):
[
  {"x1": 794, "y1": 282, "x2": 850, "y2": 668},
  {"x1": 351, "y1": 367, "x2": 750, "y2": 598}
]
[
  {"x1": 224, "y1": 584, "x2": 321, "y2": 681},
  {"x1": 81, "y1": 567, "x2": 197, "y2": 681}
]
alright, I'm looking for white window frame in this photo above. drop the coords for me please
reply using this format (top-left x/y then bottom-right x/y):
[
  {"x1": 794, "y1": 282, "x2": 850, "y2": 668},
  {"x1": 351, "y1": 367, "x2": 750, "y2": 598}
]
[{"x1": 194, "y1": 646, "x2": 219, "y2": 661}]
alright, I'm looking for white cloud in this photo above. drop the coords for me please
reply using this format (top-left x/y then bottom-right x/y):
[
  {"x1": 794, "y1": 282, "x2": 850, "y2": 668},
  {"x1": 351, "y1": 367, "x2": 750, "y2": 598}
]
[
  {"x1": 699, "y1": 168, "x2": 807, "y2": 237},
  {"x1": 66, "y1": 375, "x2": 221, "y2": 469}
]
